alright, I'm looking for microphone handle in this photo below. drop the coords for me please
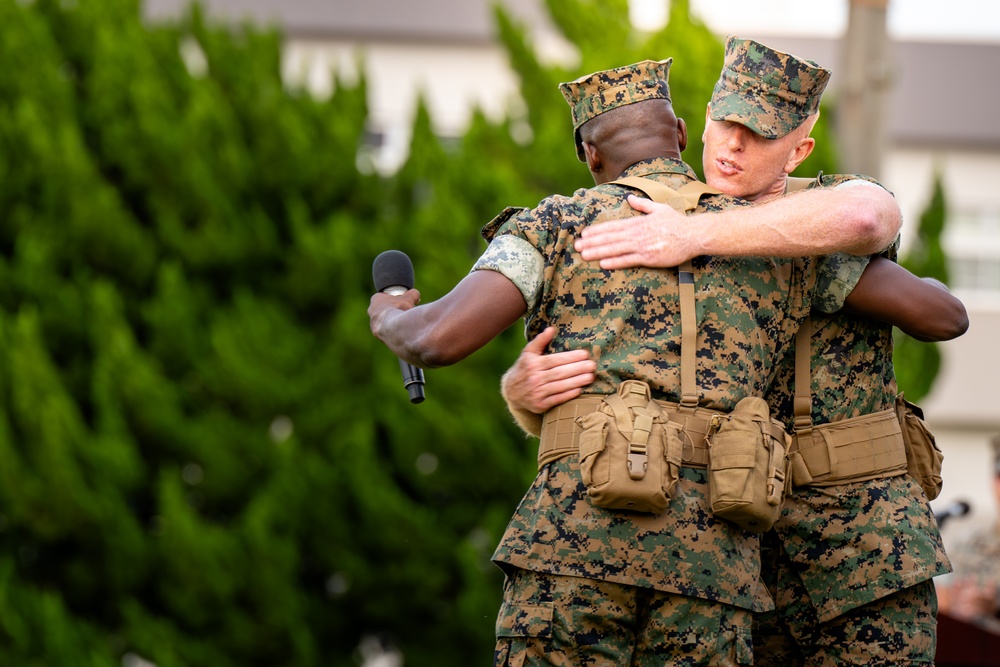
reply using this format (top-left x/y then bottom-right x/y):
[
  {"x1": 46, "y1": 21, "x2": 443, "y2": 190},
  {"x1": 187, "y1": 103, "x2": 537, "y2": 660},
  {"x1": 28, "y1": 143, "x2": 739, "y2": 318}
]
[
  {"x1": 381, "y1": 284, "x2": 426, "y2": 404},
  {"x1": 399, "y1": 359, "x2": 425, "y2": 404}
]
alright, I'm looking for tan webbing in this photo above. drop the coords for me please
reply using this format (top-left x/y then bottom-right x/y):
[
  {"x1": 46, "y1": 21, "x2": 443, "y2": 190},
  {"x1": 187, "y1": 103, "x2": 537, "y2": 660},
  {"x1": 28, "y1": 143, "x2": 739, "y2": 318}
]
[
  {"x1": 678, "y1": 260, "x2": 698, "y2": 408},
  {"x1": 538, "y1": 395, "x2": 726, "y2": 470},
  {"x1": 785, "y1": 172, "x2": 926, "y2": 487},
  {"x1": 785, "y1": 176, "x2": 818, "y2": 193},
  {"x1": 793, "y1": 318, "x2": 813, "y2": 434},
  {"x1": 606, "y1": 177, "x2": 721, "y2": 214},
  {"x1": 789, "y1": 317, "x2": 908, "y2": 487},
  {"x1": 611, "y1": 176, "x2": 688, "y2": 211},
  {"x1": 605, "y1": 176, "x2": 718, "y2": 409},
  {"x1": 790, "y1": 409, "x2": 908, "y2": 486}
]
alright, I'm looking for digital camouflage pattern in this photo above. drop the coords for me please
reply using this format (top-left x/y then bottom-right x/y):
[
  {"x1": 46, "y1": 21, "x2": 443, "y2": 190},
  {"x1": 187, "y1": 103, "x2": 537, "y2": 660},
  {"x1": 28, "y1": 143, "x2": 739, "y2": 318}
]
[
  {"x1": 559, "y1": 59, "x2": 672, "y2": 161},
  {"x1": 709, "y1": 36, "x2": 831, "y2": 139},
  {"x1": 759, "y1": 174, "x2": 950, "y2": 634},
  {"x1": 765, "y1": 475, "x2": 946, "y2": 625},
  {"x1": 496, "y1": 568, "x2": 753, "y2": 666},
  {"x1": 473, "y1": 157, "x2": 869, "y2": 611},
  {"x1": 754, "y1": 535, "x2": 938, "y2": 667}
]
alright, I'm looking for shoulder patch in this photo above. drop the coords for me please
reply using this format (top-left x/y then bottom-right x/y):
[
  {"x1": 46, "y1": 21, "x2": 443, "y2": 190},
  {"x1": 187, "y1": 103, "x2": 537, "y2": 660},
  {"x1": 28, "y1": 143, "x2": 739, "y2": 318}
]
[{"x1": 481, "y1": 206, "x2": 529, "y2": 242}]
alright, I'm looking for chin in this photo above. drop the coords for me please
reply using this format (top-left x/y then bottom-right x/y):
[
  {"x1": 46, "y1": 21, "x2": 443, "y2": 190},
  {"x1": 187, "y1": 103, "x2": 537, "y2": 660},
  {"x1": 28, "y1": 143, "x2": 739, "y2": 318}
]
[{"x1": 706, "y1": 174, "x2": 742, "y2": 198}]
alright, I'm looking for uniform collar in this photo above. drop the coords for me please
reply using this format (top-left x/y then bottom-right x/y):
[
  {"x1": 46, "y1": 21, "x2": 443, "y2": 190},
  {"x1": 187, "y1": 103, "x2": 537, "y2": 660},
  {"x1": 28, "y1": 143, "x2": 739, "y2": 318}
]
[{"x1": 616, "y1": 157, "x2": 698, "y2": 181}]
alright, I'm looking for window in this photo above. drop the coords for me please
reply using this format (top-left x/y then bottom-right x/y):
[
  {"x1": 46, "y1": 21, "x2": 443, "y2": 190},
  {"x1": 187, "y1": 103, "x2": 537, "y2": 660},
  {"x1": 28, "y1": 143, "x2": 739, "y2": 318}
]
[{"x1": 945, "y1": 207, "x2": 1000, "y2": 294}]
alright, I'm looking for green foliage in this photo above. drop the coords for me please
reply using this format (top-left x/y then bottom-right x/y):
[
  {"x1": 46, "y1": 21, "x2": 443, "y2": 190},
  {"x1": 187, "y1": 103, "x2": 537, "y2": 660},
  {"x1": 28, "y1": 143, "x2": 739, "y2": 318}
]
[
  {"x1": 0, "y1": 0, "x2": 531, "y2": 664},
  {"x1": 0, "y1": 0, "x2": 843, "y2": 665},
  {"x1": 893, "y1": 171, "x2": 950, "y2": 403}
]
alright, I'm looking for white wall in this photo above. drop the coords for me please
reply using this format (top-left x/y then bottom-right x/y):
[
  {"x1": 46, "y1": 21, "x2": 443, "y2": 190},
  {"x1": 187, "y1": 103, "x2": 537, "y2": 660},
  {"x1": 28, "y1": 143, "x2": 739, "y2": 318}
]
[{"x1": 283, "y1": 38, "x2": 526, "y2": 172}]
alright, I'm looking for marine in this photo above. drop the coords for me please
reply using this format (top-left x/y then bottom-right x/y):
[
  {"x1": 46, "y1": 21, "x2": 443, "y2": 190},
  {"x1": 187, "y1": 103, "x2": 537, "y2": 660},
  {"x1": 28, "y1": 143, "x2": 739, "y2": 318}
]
[{"x1": 370, "y1": 55, "x2": 874, "y2": 664}]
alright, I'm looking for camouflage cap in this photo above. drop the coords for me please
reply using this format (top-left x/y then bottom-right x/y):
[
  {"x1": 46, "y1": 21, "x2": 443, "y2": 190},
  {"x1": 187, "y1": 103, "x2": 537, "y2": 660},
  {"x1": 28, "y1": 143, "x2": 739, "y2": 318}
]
[
  {"x1": 559, "y1": 59, "x2": 673, "y2": 161},
  {"x1": 709, "y1": 36, "x2": 831, "y2": 139}
]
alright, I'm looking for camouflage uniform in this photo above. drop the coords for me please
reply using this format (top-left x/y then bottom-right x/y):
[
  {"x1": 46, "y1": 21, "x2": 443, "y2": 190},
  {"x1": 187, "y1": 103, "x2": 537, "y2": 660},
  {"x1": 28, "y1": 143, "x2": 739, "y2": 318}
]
[
  {"x1": 474, "y1": 59, "x2": 867, "y2": 666},
  {"x1": 757, "y1": 248, "x2": 949, "y2": 664},
  {"x1": 706, "y1": 38, "x2": 952, "y2": 664}
]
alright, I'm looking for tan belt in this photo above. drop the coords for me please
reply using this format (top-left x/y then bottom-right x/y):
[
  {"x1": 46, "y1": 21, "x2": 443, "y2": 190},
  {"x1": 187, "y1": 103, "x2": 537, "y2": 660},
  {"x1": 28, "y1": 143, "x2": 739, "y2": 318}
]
[
  {"x1": 789, "y1": 408, "x2": 908, "y2": 487},
  {"x1": 537, "y1": 394, "x2": 728, "y2": 471}
]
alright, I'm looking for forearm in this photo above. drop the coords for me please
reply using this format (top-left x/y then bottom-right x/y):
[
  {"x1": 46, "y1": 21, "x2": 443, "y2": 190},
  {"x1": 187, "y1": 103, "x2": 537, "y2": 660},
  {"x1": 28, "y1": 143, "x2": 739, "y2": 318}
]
[
  {"x1": 698, "y1": 185, "x2": 901, "y2": 258},
  {"x1": 842, "y1": 259, "x2": 969, "y2": 342},
  {"x1": 371, "y1": 301, "x2": 463, "y2": 369},
  {"x1": 369, "y1": 271, "x2": 527, "y2": 368}
]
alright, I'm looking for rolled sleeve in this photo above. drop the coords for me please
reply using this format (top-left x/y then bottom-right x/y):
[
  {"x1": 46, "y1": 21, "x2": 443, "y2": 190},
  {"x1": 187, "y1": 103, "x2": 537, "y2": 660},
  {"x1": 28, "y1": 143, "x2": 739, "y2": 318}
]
[
  {"x1": 813, "y1": 252, "x2": 870, "y2": 313},
  {"x1": 472, "y1": 234, "x2": 545, "y2": 314}
]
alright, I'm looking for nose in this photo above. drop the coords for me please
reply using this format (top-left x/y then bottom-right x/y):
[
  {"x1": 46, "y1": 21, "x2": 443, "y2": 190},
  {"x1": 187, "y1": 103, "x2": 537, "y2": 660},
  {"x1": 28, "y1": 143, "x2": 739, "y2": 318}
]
[{"x1": 725, "y1": 123, "x2": 748, "y2": 151}]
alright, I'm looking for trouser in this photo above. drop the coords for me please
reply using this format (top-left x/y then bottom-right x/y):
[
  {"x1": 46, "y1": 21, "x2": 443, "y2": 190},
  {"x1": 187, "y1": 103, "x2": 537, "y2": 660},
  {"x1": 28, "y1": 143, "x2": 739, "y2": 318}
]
[
  {"x1": 494, "y1": 567, "x2": 753, "y2": 667},
  {"x1": 753, "y1": 531, "x2": 938, "y2": 666}
]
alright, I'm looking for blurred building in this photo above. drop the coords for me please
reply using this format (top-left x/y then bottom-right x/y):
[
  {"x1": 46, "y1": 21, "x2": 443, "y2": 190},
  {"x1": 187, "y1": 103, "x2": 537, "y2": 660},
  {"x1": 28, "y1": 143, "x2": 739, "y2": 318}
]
[{"x1": 144, "y1": 0, "x2": 1000, "y2": 543}]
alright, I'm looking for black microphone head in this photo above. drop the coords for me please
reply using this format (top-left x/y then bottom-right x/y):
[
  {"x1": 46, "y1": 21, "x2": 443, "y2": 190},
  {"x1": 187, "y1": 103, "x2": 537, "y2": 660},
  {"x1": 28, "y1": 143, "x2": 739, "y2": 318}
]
[
  {"x1": 373, "y1": 250, "x2": 414, "y2": 293},
  {"x1": 955, "y1": 500, "x2": 971, "y2": 516}
]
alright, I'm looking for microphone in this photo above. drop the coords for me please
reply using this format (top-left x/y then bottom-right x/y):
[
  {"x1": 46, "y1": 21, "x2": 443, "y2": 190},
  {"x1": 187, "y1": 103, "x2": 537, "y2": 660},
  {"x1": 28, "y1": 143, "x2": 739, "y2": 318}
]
[
  {"x1": 372, "y1": 250, "x2": 426, "y2": 404},
  {"x1": 934, "y1": 499, "x2": 971, "y2": 528}
]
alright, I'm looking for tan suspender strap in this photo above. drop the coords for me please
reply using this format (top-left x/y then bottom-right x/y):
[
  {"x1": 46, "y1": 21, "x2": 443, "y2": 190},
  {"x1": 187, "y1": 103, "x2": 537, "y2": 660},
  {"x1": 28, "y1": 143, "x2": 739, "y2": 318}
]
[
  {"x1": 785, "y1": 176, "x2": 817, "y2": 193},
  {"x1": 606, "y1": 176, "x2": 707, "y2": 409},
  {"x1": 789, "y1": 409, "x2": 909, "y2": 487},
  {"x1": 676, "y1": 180, "x2": 723, "y2": 210},
  {"x1": 678, "y1": 260, "x2": 698, "y2": 408},
  {"x1": 607, "y1": 177, "x2": 720, "y2": 214},
  {"x1": 793, "y1": 317, "x2": 813, "y2": 434},
  {"x1": 609, "y1": 177, "x2": 687, "y2": 211},
  {"x1": 537, "y1": 395, "x2": 726, "y2": 470}
]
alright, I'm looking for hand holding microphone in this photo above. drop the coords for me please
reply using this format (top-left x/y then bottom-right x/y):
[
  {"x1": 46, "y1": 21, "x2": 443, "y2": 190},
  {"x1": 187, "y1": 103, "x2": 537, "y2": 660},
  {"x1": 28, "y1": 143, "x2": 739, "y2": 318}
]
[{"x1": 371, "y1": 250, "x2": 426, "y2": 404}]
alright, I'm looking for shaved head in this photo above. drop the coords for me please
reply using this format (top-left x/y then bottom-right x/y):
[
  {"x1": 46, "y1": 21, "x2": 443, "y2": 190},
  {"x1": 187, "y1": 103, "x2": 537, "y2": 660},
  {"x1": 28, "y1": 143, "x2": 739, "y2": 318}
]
[{"x1": 579, "y1": 99, "x2": 686, "y2": 182}]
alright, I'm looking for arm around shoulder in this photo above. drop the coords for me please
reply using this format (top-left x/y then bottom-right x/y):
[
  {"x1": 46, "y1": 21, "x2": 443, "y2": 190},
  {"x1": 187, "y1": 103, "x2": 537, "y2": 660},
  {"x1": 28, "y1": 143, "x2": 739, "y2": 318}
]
[{"x1": 699, "y1": 181, "x2": 902, "y2": 258}]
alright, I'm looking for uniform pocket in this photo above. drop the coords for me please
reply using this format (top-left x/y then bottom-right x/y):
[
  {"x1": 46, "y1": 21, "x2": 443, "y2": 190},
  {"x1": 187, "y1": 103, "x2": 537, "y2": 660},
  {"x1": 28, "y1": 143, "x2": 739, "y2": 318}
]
[
  {"x1": 495, "y1": 602, "x2": 554, "y2": 667},
  {"x1": 496, "y1": 601, "x2": 554, "y2": 639}
]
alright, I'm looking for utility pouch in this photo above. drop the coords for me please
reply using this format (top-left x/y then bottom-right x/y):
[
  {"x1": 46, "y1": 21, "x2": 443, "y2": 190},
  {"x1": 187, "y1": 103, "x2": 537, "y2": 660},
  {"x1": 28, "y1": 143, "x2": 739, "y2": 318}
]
[
  {"x1": 895, "y1": 393, "x2": 944, "y2": 500},
  {"x1": 707, "y1": 396, "x2": 790, "y2": 533},
  {"x1": 575, "y1": 380, "x2": 684, "y2": 514}
]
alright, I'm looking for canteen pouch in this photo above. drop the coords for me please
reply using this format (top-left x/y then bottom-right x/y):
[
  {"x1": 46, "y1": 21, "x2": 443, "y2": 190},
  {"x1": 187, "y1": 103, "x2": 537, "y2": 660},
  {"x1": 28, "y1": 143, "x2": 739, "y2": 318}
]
[
  {"x1": 575, "y1": 381, "x2": 684, "y2": 514},
  {"x1": 707, "y1": 396, "x2": 790, "y2": 533},
  {"x1": 895, "y1": 393, "x2": 944, "y2": 500}
]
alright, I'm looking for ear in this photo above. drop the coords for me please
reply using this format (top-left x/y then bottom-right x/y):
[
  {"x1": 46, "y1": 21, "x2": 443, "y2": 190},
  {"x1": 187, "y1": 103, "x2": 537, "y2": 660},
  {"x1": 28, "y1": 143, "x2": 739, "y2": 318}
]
[
  {"x1": 702, "y1": 104, "x2": 712, "y2": 142},
  {"x1": 583, "y1": 141, "x2": 602, "y2": 173},
  {"x1": 784, "y1": 136, "x2": 815, "y2": 175},
  {"x1": 676, "y1": 117, "x2": 688, "y2": 153}
]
